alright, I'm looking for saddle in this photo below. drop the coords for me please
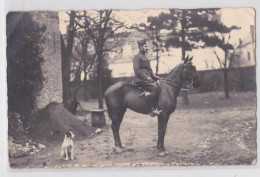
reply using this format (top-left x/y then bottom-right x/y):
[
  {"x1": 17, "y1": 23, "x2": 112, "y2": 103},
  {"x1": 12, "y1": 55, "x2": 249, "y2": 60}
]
[
  {"x1": 131, "y1": 83, "x2": 151, "y2": 97},
  {"x1": 132, "y1": 82, "x2": 162, "y2": 116}
]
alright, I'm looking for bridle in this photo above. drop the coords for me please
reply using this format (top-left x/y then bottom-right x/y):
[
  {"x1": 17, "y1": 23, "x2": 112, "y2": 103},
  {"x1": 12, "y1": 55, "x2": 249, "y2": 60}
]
[
  {"x1": 161, "y1": 79, "x2": 180, "y2": 87},
  {"x1": 160, "y1": 64, "x2": 185, "y2": 88},
  {"x1": 161, "y1": 62, "x2": 196, "y2": 88}
]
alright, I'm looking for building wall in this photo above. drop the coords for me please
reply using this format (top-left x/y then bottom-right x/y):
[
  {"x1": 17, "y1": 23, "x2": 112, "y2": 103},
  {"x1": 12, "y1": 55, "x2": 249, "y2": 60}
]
[
  {"x1": 231, "y1": 30, "x2": 256, "y2": 68},
  {"x1": 108, "y1": 47, "x2": 226, "y2": 78},
  {"x1": 31, "y1": 12, "x2": 63, "y2": 109},
  {"x1": 85, "y1": 65, "x2": 256, "y2": 99}
]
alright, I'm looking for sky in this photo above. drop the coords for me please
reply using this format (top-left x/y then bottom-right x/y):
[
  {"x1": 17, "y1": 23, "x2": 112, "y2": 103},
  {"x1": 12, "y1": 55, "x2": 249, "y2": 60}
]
[
  {"x1": 59, "y1": 8, "x2": 255, "y2": 38},
  {"x1": 220, "y1": 8, "x2": 255, "y2": 42},
  {"x1": 59, "y1": 9, "x2": 169, "y2": 34}
]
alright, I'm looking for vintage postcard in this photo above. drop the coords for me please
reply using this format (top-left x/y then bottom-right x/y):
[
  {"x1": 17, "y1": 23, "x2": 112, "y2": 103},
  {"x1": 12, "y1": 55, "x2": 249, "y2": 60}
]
[{"x1": 6, "y1": 7, "x2": 256, "y2": 169}]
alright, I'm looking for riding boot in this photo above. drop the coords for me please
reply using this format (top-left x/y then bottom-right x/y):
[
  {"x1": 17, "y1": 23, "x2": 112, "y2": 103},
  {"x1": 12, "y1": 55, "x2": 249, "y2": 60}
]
[{"x1": 144, "y1": 91, "x2": 162, "y2": 117}]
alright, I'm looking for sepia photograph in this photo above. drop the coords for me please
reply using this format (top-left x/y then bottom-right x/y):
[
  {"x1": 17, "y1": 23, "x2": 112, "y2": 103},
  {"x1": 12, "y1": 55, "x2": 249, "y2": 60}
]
[{"x1": 5, "y1": 6, "x2": 257, "y2": 169}]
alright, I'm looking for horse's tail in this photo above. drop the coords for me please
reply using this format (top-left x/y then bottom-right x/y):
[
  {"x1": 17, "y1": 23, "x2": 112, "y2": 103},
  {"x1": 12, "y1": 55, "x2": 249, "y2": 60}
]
[{"x1": 105, "y1": 95, "x2": 113, "y2": 120}]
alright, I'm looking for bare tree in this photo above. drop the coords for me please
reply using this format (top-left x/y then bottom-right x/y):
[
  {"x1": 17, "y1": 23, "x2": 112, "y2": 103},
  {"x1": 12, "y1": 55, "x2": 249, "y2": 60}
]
[
  {"x1": 60, "y1": 11, "x2": 78, "y2": 113},
  {"x1": 71, "y1": 31, "x2": 96, "y2": 82},
  {"x1": 212, "y1": 35, "x2": 241, "y2": 98},
  {"x1": 201, "y1": 18, "x2": 240, "y2": 98},
  {"x1": 75, "y1": 10, "x2": 124, "y2": 109}
]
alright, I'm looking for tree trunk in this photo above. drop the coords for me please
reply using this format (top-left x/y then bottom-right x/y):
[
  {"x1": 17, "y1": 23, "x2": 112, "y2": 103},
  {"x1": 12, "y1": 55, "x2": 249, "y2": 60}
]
[
  {"x1": 68, "y1": 100, "x2": 79, "y2": 115},
  {"x1": 224, "y1": 69, "x2": 230, "y2": 98},
  {"x1": 60, "y1": 11, "x2": 76, "y2": 112},
  {"x1": 68, "y1": 66, "x2": 83, "y2": 114},
  {"x1": 181, "y1": 10, "x2": 186, "y2": 61},
  {"x1": 223, "y1": 50, "x2": 230, "y2": 99},
  {"x1": 153, "y1": 30, "x2": 160, "y2": 75},
  {"x1": 182, "y1": 91, "x2": 189, "y2": 105},
  {"x1": 60, "y1": 33, "x2": 67, "y2": 100},
  {"x1": 155, "y1": 43, "x2": 159, "y2": 75},
  {"x1": 97, "y1": 50, "x2": 104, "y2": 109},
  {"x1": 181, "y1": 10, "x2": 189, "y2": 105},
  {"x1": 181, "y1": 46, "x2": 186, "y2": 61}
]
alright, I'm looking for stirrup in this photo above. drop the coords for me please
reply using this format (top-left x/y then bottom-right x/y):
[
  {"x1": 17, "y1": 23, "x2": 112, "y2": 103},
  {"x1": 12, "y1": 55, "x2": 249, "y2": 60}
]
[
  {"x1": 181, "y1": 87, "x2": 190, "y2": 91},
  {"x1": 139, "y1": 91, "x2": 151, "y2": 97}
]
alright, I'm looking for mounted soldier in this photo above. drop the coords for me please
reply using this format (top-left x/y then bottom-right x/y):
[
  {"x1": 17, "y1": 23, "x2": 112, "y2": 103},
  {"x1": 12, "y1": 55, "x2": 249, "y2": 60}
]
[
  {"x1": 133, "y1": 39, "x2": 161, "y2": 117},
  {"x1": 105, "y1": 47, "x2": 201, "y2": 152},
  {"x1": 133, "y1": 39, "x2": 191, "y2": 117}
]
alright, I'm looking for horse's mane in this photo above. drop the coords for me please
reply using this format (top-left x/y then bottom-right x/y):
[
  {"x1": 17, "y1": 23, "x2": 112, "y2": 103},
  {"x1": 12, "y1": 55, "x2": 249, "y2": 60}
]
[{"x1": 165, "y1": 63, "x2": 184, "y2": 84}]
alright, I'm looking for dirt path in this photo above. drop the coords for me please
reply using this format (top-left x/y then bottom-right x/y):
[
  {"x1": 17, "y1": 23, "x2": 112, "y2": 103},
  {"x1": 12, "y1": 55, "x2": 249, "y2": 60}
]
[{"x1": 10, "y1": 103, "x2": 256, "y2": 168}]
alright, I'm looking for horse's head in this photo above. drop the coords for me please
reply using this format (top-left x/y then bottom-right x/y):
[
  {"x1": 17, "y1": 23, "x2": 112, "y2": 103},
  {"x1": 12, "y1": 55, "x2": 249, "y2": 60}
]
[{"x1": 182, "y1": 56, "x2": 201, "y2": 89}]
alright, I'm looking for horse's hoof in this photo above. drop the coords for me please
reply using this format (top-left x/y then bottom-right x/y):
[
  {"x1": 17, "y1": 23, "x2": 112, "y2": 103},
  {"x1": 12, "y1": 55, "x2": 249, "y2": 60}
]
[
  {"x1": 157, "y1": 147, "x2": 166, "y2": 152},
  {"x1": 114, "y1": 147, "x2": 123, "y2": 153},
  {"x1": 158, "y1": 150, "x2": 169, "y2": 157},
  {"x1": 158, "y1": 152, "x2": 165, "y2": 157}
]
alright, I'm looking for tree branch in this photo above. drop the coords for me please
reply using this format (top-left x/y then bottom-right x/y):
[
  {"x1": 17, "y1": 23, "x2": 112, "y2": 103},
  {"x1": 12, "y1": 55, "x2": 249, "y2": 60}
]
[
  {"x1": 104, "y1": 24, "x2": 124, "y2": 41},
  {"x1": 214, "y1": 50, "x2": 223, "y2": 68}
]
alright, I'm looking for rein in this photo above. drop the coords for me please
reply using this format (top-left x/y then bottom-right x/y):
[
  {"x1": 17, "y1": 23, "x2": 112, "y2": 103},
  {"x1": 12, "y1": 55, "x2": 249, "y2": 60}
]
[
  {"x1": 160, "y1": 79, "x2": 180, "y2": 87},
  {"x1": 160, "y1": 64, "x2": 185, "y2": 88}
]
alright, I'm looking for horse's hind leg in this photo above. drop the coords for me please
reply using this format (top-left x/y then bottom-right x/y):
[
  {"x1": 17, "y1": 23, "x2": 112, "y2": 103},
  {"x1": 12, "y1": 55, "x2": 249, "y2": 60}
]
[{"x1": 111, "y1": 107, "x2": 126, "y2": 149}]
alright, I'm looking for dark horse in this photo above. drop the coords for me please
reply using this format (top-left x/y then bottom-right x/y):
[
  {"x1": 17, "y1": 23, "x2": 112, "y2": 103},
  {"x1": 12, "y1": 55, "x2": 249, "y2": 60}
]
[{"x1": 105, "y1": 57, "x2": 201, "y2": 152}]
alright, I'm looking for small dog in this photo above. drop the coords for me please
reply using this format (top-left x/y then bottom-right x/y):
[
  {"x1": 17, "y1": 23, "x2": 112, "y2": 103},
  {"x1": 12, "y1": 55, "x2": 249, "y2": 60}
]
[{"x1": 60, "y1": 131, "x2": 75, "y2": 160}]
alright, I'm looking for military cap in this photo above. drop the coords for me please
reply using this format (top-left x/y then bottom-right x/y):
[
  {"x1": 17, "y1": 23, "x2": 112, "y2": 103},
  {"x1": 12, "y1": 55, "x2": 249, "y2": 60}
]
[{"x1": 137, "y1": 39, "x2": 147, "y2": 48}]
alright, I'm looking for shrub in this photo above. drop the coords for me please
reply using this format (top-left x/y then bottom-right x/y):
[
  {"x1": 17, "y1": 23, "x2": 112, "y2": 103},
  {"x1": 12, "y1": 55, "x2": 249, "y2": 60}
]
[{"x1": 7, "y1": 12, "x2": 46, "y2": 125}]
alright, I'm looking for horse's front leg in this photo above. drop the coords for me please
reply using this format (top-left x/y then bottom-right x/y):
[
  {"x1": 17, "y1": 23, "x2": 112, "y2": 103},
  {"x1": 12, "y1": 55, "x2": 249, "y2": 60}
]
[{"x1": 157, "y1": 113, "x2": 170, "y2": 152}]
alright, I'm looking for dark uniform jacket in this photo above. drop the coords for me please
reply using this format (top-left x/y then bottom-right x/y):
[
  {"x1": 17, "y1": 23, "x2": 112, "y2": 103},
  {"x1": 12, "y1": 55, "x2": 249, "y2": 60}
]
[{"x1": 133, "y1": 53, "x2": 159, "y2": 83}]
